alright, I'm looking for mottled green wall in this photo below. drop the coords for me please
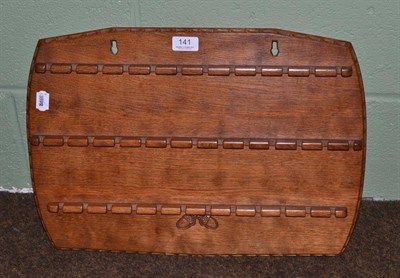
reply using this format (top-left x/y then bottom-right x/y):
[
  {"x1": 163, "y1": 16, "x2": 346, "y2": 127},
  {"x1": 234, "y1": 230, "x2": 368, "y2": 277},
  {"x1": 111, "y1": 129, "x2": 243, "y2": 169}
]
[{"x1": 0, "y1": 0, "x2": 399, "y2": 199}]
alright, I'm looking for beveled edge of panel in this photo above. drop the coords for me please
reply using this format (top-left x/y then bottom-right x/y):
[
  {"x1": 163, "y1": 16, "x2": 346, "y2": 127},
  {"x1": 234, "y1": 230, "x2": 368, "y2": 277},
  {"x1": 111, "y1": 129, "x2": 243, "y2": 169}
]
[{"x1": 339, "y1": 42, "x2": 366, "y2": 255}]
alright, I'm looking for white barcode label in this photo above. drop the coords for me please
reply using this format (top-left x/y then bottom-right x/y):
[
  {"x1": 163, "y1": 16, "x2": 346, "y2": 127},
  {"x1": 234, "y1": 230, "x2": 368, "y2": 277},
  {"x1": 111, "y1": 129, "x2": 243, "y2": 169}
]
[
  {"x1": 36, "y1": 91, "x2": 49, "y2": 111},
  {"x1": 172, "y1": 36, "x2": 199, "y2": 51}
]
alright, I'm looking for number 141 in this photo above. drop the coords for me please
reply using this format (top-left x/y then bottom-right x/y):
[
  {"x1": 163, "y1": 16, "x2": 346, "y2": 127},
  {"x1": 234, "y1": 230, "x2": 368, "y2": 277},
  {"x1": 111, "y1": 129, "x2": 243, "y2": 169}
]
[{"x1": 179, "y1": 39, "x2": 191, "y2": 45}]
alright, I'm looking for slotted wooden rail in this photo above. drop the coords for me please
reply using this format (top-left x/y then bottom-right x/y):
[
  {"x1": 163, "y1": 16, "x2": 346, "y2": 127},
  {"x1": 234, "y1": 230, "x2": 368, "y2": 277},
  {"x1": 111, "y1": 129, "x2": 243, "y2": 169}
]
[{"x1": 28, "y1": 27, "x2": 366, "y2": 256}]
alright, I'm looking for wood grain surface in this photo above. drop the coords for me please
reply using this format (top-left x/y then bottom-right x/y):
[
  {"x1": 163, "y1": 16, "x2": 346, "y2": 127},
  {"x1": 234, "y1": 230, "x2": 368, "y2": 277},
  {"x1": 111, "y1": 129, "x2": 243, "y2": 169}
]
[{"x1": 27, "y1": 28, "x2": 366, "y2": 255}]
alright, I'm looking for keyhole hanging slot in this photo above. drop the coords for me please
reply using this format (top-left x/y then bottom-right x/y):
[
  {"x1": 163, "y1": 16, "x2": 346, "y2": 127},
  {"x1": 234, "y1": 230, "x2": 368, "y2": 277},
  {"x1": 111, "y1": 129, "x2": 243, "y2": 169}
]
[
  {"x1": 271, "y1": 40, "x2": 279, "y2": 57},
  {"x1": 110, "y1": 40, "x2": 118, "y2": 55}
]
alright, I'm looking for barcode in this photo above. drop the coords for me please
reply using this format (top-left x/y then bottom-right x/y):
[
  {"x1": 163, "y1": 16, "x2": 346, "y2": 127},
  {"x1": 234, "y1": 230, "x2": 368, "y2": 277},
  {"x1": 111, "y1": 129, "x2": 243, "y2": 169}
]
[
  {"x1": 38, "y1": 94, "x2": 44, "y2": 106},
  {"x1": 36, "y1": 90, "x2": 49, "y2": 111}
]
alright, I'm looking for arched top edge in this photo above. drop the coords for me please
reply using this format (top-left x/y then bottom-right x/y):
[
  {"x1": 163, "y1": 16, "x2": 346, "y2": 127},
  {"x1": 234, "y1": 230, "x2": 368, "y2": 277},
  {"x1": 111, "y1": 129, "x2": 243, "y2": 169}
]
[{"x1": 39, "y1": 27, "x2": 350, "y2": 47}]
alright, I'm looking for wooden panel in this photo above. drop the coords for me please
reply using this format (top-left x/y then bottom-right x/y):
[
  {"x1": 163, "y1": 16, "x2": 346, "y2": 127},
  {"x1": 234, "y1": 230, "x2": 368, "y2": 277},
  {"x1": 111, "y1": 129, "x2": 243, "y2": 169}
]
[
  {"x1": 249, "y1": 140, "x2": 269, "y2": 150},
  {"x1": 136, "y1": 205, "x2": 157, "y2": 215},
  {"x1": 261, "y1": 67, "x2": 283, "y2": 76},
  {"x1": 111, "y1": 204, "x2": 132, "y2": 214},
  {"x1": 208, "y1": 67, "x2": 230, "y2": 76},
  {"x1": 35, "y1": 63, "x2": 46, "y2": 73},
  {"x1": 47, "y1": 202, "x2": 59, "y2": 213},
  {"x1": 223, "y1": 139, "x2": 244, "y2": 149},
  {"x1": 328, "y1": 141, "x2": 350, "y2": 151},
  {"x1": 76, "y1": 64, "x2": 98, "y2": 74},
  {"x1": 87, "y1": 203, "x2": 107, "y2": 214},
  {"x1": 28, "y1": 28, "x2": 366, "y2": 255},
  {"x1": 145, "y1": 138, "x2": 167, "y2": 148},
  {"x1": 315, "y1": 67, "x2": 337, "y2": 77},
  {"x1": 288, "y1": 67, "x2": 310, "y2": 77},
  {"x1": 170, "y1": 138, "x2": 192, "y2": 148},
  {"x1": 31, "y1": 136, "x2": 363, "y2": 151},
  {"x1": 43, "y1": 136, "x2": 64, "y2": 147},
  {"x1": 341, "y1": 67, "x2": 353, "y2": 77},
  {"x1": 103, "y1": 65, "x2": 123, "y2": 75},
  {"x1": 160, "y1": 205, "x2": 181, "y2": 215},
  {"x1": 275, "y1": 140, "x2": 297, "y2": 150},
  {"x1": 50, "y1": 64, "x2": 72, "y2": 74},
  {"x1": 29, "y1": 75, "x2": 362, "y2": 139},
  {"x1": 211, "y1": 205, "x2": 231, "y2": 216},
  {"x1": 182, "y1": 66, "x2": 203, "y2": 75},
  {"x1": 302, "y1": 141, "x2": 323, "y2": 151},
  {"x1": 120, "y1": 137, "x2": 141, "y2": 147},
  {"x1": 30, "y1": 136, "x2": 40, "y2": 146},
  {"x1": 93, "y1": 137, "x2": 115, "y2": 147},
  {"x1": 67, "y1": 137, "x2": 88, "y2": 147},
  {"x1": 62, "y1": 203, "x2": 83, "y2": 213},
  {"x1": 311, "y1": 207, "x2": 332, "y2": 218},
  {"x1": 335, "y1": 207, "x2": 348, "y2": 218},
  {"x1": 235, "y1": 67, "x2": 256, "y2": 76},
  {"x1": 261, "y1": 206, "x2": 281, "y2": 217},
  {"x1": 197, "y1": 139, "x2": 218, "y2": 149},
  {"x1": 285, "y1": 207, "x2": 306, "y2": 217},
  {"x1": 31, "y1": 148, "x2": 363, "y2": 205},
  {"x1": 128, "y1": 65, "x2": 150, "y2": 75},
  {"x1": 236, "y1": 206, "x2": 256, "y2": 217},
  {"x1": 155, "y1": 66, "x2": 177, "y2": 75},
  {"x1": 39, "y1": 207, "x2": 353, "y2": 255},
  {"x1": 353, "y1": 140, "x2": 363, "y2": 151},
  {"x1": 186, "y1": 205, "x2": 206, "y2": 216}
]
